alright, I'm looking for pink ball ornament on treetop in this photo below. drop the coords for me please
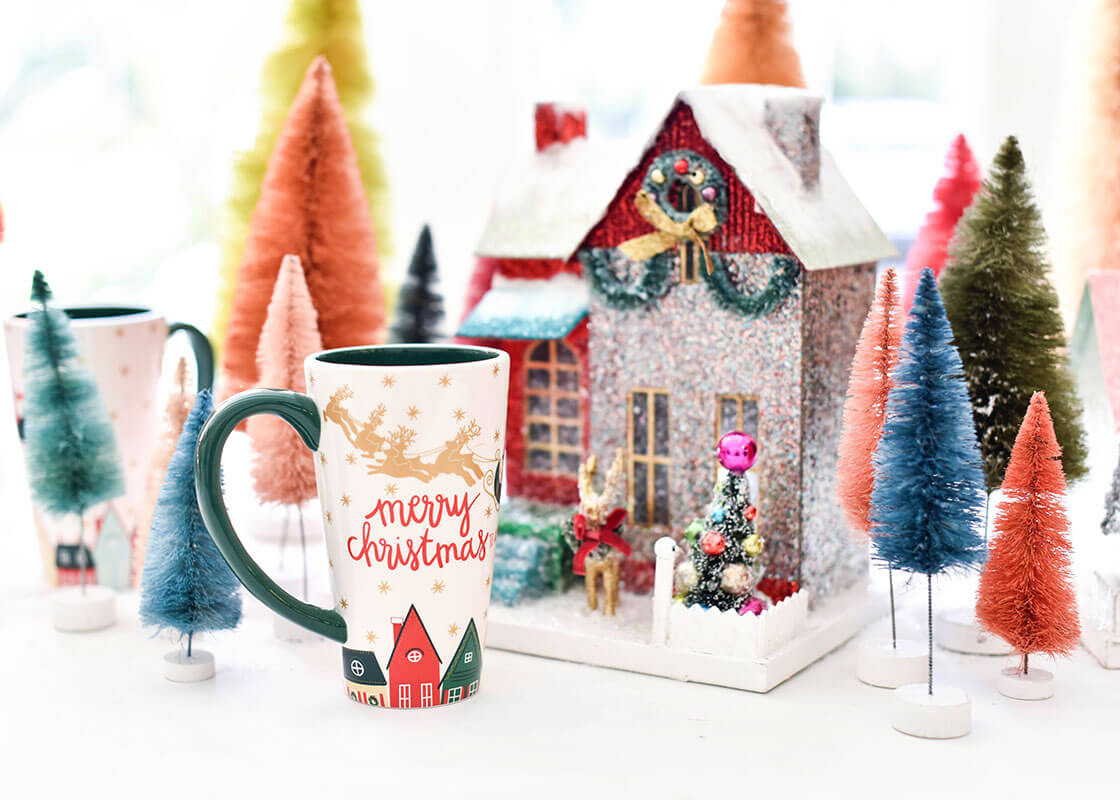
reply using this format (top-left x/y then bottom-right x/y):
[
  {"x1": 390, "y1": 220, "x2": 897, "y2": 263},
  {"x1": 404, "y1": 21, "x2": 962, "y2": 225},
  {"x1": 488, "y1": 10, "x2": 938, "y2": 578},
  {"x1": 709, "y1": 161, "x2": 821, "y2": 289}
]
[{"x1": 717, "y1": 431, "x2": 757, "y2": 473}]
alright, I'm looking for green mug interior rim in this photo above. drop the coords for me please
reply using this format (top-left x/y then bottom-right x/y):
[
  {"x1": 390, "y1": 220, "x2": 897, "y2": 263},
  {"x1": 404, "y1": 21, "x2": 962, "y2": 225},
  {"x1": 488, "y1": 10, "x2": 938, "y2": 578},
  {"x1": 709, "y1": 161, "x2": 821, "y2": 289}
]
[
  {"x1": 314, "y1": 344, "x2": 500, "y2": 367},
  {"x1": 12, "y1": 305, "x2": 153, "y2": 321}
]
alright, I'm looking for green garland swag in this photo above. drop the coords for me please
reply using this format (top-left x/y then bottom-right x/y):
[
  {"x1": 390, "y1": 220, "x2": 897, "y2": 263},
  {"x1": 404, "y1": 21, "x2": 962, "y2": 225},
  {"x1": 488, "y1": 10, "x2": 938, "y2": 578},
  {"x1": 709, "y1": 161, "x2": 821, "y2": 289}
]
[
  {"x1": 581, "y1": 248, "x2": 675, "y2": 310},
  {"x1": 703, "y1": 253, "x2": 800, "y2": 316}
]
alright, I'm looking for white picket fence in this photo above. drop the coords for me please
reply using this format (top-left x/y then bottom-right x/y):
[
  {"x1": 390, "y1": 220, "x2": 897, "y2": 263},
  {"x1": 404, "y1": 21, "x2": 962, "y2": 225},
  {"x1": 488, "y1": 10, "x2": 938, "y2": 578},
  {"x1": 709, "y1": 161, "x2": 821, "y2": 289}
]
[{"x1": 651, "y1": 537, "x2": 810, "y2": 660}]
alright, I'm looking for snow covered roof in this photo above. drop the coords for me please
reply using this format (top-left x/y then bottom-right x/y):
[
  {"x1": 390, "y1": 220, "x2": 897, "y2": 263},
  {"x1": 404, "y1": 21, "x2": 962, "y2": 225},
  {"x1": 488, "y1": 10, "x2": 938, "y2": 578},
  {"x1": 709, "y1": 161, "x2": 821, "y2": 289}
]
[
  {"x1": 456, "y1": 272, "x2": 588, "y2": 340},
  {"x1": 475, "y1": 137, "x2": 633, "y2": 259}
]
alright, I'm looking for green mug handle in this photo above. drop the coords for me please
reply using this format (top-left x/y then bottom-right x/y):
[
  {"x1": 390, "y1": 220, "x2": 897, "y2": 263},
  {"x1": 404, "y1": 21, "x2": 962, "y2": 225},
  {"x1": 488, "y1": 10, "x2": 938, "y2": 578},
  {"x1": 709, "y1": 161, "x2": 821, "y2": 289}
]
[
  {"x1": 168, "y1": 321, "x2": 215, "y2": 391},
  {"x1": 194, "y1": 388, "x2": 347, "y2": 643}
]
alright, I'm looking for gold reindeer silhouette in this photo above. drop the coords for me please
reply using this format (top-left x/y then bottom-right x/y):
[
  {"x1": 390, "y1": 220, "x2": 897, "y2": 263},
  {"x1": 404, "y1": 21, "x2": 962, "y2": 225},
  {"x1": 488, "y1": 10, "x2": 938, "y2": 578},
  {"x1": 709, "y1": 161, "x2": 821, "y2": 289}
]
[
  {"x1": 427, "y1": 419, "x2": 485, "y2": 483},
  {"x1": 380, "y1": 425, "x2": 434, "y2": 481},
  {"x1": 325, "y1": 387, "x2": 388, "y2": 461}
]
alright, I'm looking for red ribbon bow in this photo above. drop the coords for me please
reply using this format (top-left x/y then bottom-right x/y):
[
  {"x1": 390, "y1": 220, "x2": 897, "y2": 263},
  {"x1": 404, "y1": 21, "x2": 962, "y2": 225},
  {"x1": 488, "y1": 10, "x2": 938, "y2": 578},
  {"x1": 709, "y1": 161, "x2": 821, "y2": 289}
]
[{"x1": 572, "y1": 508, "x2": 630, "y2": 575}]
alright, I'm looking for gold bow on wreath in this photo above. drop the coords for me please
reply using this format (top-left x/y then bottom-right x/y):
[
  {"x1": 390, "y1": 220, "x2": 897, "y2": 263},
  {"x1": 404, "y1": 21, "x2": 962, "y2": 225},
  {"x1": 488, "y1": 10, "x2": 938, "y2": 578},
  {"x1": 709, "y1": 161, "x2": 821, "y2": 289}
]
[{"x1": 617, "y1": 189, "x2": 719, "y2": 274}]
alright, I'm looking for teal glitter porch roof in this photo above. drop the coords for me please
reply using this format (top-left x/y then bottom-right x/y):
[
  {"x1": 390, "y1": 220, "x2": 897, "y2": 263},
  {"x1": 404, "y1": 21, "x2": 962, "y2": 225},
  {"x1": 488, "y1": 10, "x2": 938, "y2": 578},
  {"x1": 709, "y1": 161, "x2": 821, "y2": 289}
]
[{"x1": 457, "y1": 276, "x2": 588, "y2": 340}]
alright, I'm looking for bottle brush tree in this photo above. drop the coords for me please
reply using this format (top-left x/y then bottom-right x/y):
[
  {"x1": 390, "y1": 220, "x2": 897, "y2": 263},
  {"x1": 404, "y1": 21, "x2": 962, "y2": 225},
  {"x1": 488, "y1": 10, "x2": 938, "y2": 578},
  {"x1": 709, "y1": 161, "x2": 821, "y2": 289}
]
[
  {"x1": 213, "y1": 0, "x2": 391, "y2": 356},
  {"x1": 699, "y1": 0, "x2": 806, "y2": 87},
  {"x1": 872, "y1": 269, "x2": 988, "y2": 694},
  {"x1": 900, "y1": 134, "x2": 980, "y2": 313},
  {"x1": 133, "y1": 356, "x2": 196, "y2": 585},
  {"x1": 976, "y1": 392, "x2": 1080, "y2": 674},
  {"x1": 22, "y1": 270, "x2": 125, "y2": 591},
  {"x1": 220, "y1": 56, "x2": 385, "y2": 399},
  {"x1": 940, "y1": 135, "x2": 1088, "y2": 490},
  {"x1": 140, "y1": 389, "x2": 242, "y2": 657},
  {"x1": 390, "y1": 225, "x2": 445, "y2": 344},
  {"x1": 248, "y1": 254, "x2": 323, "y2": 599},
  {"x1": 836, "y1": 268, "x2": 903, "y2": 644},
  {"x1": 1103, "y1": 444, "x2": 1120, "y2": 536}
]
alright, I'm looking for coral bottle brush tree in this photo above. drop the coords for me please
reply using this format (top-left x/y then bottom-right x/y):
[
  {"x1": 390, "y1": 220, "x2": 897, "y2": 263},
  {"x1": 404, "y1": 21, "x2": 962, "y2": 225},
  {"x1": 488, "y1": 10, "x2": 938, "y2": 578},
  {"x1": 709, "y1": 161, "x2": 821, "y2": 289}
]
[
  {"x1": 699, "y1": 0, "x2": 806, "y2": 88},
  {"x1": 22, "y1": 271, "x2": 125, "y2": 597},
  {"x1": 976, "y1": 392, "x2": 1080, "y2": 694},
  {"x1": 220, "y1": 56, "x2": 385, "y2": 399},
  {"x1": 140, "y1": 390, "x2": 242, "y2": 680},
  {"x1": 872, "y1": 269, "x2": 987, "y2": 697},
  {"x1": 940, "y1": 136, "x2": 1088, "y2": 490}
]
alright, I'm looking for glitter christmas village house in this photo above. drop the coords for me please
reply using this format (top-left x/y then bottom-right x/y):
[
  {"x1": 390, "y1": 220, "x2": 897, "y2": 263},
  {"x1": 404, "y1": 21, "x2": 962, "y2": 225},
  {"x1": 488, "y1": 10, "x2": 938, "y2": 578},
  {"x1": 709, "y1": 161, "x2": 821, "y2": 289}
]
[{"x1": 459, "y1": 85, "x2": 895, "y2": 610}]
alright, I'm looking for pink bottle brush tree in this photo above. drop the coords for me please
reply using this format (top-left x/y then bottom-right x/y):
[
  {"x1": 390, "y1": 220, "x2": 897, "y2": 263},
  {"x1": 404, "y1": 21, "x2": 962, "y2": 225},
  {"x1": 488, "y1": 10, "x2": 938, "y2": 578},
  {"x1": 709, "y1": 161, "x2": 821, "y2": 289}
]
[
  {"x1": 900, "y1": 135, "x2": 981, "y2": 312},
  {"x1": 247, "y1": 253, "x2": 323, "y2": 600}
]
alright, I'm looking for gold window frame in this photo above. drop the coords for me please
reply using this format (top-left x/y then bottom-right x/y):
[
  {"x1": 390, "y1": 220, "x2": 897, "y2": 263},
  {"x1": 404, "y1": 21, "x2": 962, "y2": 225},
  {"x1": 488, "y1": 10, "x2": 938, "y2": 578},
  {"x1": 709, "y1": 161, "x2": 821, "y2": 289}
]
[
  {"x1": 524, "y1": 340, "x2": 582, "y2": 477},
  {"x1": 627, "y1": 387, "x2": 671, "y2": 525}
]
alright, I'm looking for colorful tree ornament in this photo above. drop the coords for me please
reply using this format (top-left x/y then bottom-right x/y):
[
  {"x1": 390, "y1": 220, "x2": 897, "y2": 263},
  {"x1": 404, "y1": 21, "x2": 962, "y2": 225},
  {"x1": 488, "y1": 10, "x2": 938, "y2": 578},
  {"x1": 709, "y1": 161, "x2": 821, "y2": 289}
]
[
  {"x1": 872, "y1": 269, "x2": 988, "y2": 695},
  {"x1": 140, "y1": 390, "x2": 242, "y2": 678},
  {"x1": 899, "y1": 135, "x2": 981, "y2": 313},
  {"x1": 717, "y1": 430, "x2": 757, "y2": 473},
  {"x1": 220, "y1": 56, "x2": 385, "y2": 400},
  {"x1": 213, "y1": 0, "x2": 391, "y2": 357},
  {"x1": 940, "y1": 136, "x2": 1088, "y2": 489},
  {"x1": 976, "y1": 393, "x2": 1080, "y2": 677},
  {"x1": 389, "y1": 225, "x2": 445, "y2": 344},
  {"x1": 699, "y1": 0, "x2": 806, "y2": 88},
  {"x1": 22, "y1": 271, "x2": 125, "y2": 591}
]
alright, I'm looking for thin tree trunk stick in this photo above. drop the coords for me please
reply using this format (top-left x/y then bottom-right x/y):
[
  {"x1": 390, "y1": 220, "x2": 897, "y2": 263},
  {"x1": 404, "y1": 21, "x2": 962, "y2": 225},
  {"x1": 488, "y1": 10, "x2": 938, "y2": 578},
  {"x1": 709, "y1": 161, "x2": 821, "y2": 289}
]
[
  {"x1": 78, "y1": 512, "x2": 87, "y2": 594},
  {"x1": 279, "y1": 507, "x2": 289, "y2": 571},
  {"x1": 299, "y1": 509, "x2": 308, "y2": 602},
  {"x1": 888, "y1": 567, "x2": 897, "y2": 649},
  {"x1": 187, "y1": 631, "x2": 193, "y2": 659},
  {"x1": 927, "y1": 572, "x2": 933, "y2": 697}
]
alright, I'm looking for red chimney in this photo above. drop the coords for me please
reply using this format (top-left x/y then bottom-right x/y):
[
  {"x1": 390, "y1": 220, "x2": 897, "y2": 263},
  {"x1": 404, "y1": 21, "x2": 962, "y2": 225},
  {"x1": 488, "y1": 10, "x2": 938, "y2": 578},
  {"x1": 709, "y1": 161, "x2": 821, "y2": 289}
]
[
  {"x1": 391, "y1": 616, "x2": 403, "y2": 642},
  {"x1": 534, "y1": 103, "x2": 586, "y2": 152}
]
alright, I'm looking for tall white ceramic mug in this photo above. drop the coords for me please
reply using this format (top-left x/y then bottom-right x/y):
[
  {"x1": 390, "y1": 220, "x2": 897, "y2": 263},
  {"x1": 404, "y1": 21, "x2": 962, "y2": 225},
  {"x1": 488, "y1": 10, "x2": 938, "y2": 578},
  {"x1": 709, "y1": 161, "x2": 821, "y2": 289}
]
[
  {"x1": 196, "y1": 345, "x2": 509, "y2": 708},
  {"x1": 3, "y1": 305, "x2": 212, "y2": 588}
]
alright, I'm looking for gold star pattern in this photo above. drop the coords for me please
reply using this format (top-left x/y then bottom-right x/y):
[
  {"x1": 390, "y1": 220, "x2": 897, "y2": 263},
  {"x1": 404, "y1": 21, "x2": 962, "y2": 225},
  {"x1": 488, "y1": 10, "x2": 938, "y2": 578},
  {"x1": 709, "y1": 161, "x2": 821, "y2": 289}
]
[
  {"x1": 114, "y1": 327, "x2": 124, "y2": 337},
  {"x1": 308, "y1": 373, "x2": 316, "y2": 386},
  {"x1": 484, "y1": 505, "x2": 493, "y2": 518},
  {"x1": 439, "y1": 374, "x2": 452, "y2": 388},
  {"x1": 109, "y1": 410, "x2": 118, "y2": 421},
  {"x1": 407, "y1": 405, "x2": 420, "y2": 420},
  {"x1": 326, "y1": 511, "x2": 333, "y2": 524},
  {"x1": 366, "y1": 630, "x2": 377, "y2": 644},
  {"x1": 338, "y1": 597, "x2": 349, "y2": 610},
  {"x1": 381, "y1": 375, "x2": 396, "y2": 389},
  {"x1": 453, "y1": 408, "x2": 465, "y2": 422},
  {"x1": 431, "y1": 580, "x2": 446, "y2": 594},
  {"x1": 378, "y1": 580, "x2": 391, "y2": 594},
  {"x1": 491, "y1": 364, "x2": 500, "y2": 377},
  {"x1": 328, "y1": 558, "x2": 334, "y2": 568},
  {"x1": 341, "y1": 494, "x2": 351, "y2": 507},
  {"x1": 493, "y1": 429, "x2": 501, "y2": 442},
  {"x1": 319, "y1": 452, "x2": 327, "y2": 466},
  {"x1": 484, "y1": 576, "x2": 491, "y2": 587},
  {"x1": 448, "y1": 623, "x2": 460, "y2": 638},
  {"x1": 346, "y1": 452, "x2": 357, "y2": 465},
  {"x1": 385, "y1": 482, "x2": 399, "y2": 497},
  {"x1": 120, "y1": 365, "x2": 130, "y2": 377}
]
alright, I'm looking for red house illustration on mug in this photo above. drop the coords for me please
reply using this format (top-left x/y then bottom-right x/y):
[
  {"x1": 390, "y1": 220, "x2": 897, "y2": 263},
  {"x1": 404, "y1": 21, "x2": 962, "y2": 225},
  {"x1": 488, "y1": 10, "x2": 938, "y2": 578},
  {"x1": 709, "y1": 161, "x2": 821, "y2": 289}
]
[{"x1": 387, "y1": 604, "x2": 442, "y2": 708}]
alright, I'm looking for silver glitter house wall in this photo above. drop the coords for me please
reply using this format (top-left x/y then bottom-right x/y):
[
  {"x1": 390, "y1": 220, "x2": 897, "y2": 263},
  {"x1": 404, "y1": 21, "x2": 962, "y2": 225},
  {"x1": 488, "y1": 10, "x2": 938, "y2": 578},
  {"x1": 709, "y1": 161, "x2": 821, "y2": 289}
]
[{"x1": 576, "y1": 86, "x2": 896, "y2": 602}]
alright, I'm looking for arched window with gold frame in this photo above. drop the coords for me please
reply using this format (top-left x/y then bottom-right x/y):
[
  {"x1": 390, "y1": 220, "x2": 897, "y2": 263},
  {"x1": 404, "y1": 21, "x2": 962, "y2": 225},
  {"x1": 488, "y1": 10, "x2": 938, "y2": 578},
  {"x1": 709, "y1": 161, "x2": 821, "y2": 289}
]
[
  {"x1": 524, "y1": 340, "x2": 582, "y2": 476},
  {"x1": 669, "y1": 182, "x2": 704, "y2": 284}
]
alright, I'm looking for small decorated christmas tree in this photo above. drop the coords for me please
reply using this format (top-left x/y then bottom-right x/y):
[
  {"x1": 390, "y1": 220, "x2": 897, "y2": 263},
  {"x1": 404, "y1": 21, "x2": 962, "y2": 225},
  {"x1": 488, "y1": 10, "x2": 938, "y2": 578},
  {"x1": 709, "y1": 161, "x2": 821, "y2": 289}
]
[
  {"x1": 220, "y1": 56, "x2": 385, "y2": 399},
  {"x1": 676, "y1": 432, "x2": 765, "y2": 613},
  {"x1": 212, "y1": 0, "x2": 391, "y2": 356},
  {"x1": 134, "y1": 357, "x2": 195, "y2": 584},
  {"x1": 389, "y1": 225, "x2": 445, "y2": 344},
  {"x1": 976, "y1": 393, "x2": 1080, "y2": 693},
  {"x1": 1104, "y1": 444, "x2": 1120, "y2": 536},
  {"x1": 23, "y1": 271, "x2": 125, "y2": 598},
  {"x1": 940, "y1": 136, "x2": 1088, "y2": 489},
  {"x1": 140, "y1": 390, "x2": 242, "y2": 681},
  {"x1": 699, "y1": 0, "x2": 806, "y2": 88},
  {"x1": 248, "y1": 254, "x2": 322, "y2": 603},
  {"x1": 872, "y1": 269, "x2": 987, "y2": 699},
  {"x1": 900, "y1": 134, "x2": 981, "y2": 312}
]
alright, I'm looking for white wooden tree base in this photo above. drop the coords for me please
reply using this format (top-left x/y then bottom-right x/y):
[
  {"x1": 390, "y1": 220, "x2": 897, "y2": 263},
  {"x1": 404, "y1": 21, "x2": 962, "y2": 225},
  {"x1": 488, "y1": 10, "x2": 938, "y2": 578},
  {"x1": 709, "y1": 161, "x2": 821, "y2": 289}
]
[
  {"x1": 51, "y1": 586, "x2": 116, "y2": 632},
  {"x1": 856, "y1": 638, "x2": 928, "y2": 688},
  {"x1": 935, "y1": 607, "x2": 1011, "y2": 655},
  {"x1": 163, "y1": 650, "x2": 215, "y2": 682},
  {"x1": 997, "y1": 666, "x2": 1054, "y2": 700},
  {"x1": 890, "y1": 684, "x2": 971, "y2": 739},
  {"x1": 486, "y1": 582, "x2": 877, "y2": 693},
  {"x1": 1081, "y1": 627, "x2": 1120, "y2": 669}
]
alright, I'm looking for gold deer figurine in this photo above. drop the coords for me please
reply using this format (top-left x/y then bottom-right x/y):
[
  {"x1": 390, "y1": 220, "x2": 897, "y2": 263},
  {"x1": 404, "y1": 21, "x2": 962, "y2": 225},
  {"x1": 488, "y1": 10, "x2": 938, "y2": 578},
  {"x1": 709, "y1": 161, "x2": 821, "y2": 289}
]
[{"x1": 578, "y1": 449, "x2": 627, "y2": 616}]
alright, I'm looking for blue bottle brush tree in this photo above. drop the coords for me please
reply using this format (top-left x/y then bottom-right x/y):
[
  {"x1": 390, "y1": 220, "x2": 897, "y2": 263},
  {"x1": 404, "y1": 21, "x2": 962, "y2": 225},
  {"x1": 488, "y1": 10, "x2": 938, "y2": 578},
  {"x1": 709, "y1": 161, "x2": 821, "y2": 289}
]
[
  {"x1": 140, "y1": 389, "x2": 242, "y2": 662},
  {"x1": 871, "y1": 269, "x2": 987, "y2": 695},
  {"x1": 22, "y1": 270, "x2": 125, "y2": 591}
]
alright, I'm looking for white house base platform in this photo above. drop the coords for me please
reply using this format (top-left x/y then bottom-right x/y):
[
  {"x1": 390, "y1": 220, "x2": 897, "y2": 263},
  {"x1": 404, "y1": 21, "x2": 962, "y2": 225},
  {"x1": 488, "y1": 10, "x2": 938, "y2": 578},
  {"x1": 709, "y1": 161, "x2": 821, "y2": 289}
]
[
  {"x1": 487, "y1": 581, "x2": 876, "y2": 693},
  {"x1": 1082, "y1": 627, "x2": 1120, "y2": 669},
  {"x1": 935, "y1": 607, "x2": 1012, "y2": 655}
]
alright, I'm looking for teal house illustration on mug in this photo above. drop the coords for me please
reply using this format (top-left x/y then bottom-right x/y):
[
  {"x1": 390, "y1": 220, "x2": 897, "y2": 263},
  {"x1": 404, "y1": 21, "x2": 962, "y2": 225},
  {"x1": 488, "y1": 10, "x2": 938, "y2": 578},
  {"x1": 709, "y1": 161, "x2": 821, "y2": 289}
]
[{"x1": 440, "y1": 618, "x2": 481, "y2": 703}]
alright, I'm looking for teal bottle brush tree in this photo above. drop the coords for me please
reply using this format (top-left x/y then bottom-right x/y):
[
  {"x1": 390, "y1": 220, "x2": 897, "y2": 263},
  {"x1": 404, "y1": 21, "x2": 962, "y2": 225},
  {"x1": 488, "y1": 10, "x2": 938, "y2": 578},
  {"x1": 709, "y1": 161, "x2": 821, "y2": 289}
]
[
  {"x1": 140, "y1": 389, "x2": 242, "y2": 681},
  {"x1": 22, "y1": 271, "x2": 125, "y2": 631},
  {"x1": 871, "y1": 269, "x2": 987, "y2": 739}
]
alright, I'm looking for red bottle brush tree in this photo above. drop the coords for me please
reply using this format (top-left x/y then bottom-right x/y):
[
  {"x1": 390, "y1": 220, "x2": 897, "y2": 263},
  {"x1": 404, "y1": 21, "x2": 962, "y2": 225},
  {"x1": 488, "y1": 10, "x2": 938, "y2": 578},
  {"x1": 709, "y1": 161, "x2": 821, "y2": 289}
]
[
  {"x1": 220, "y1": 56, "x2": 384, "y2": 399},
  {"x1": 976, "y1": 392, "x2": 1081, "y2": 674},
  {"x1": 699, "y1": 0, "x2": 806, "y2": 88},
  {"x1": 900, "y1": 134, "x2": 981, "y2": 313},
  {"x1": 248, "y1": 254, "x2": 322, "y2": 507}
]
